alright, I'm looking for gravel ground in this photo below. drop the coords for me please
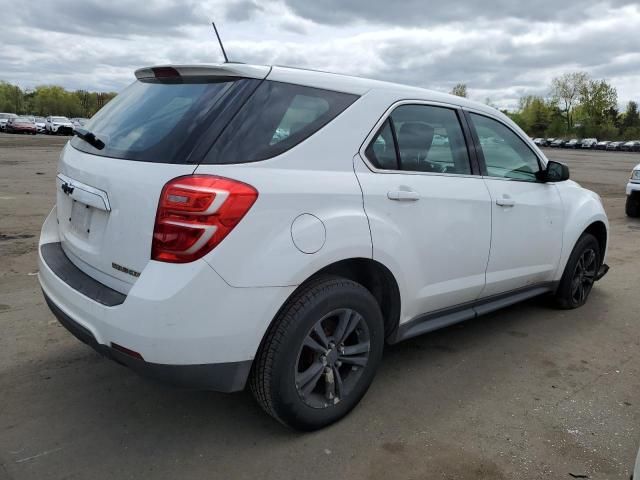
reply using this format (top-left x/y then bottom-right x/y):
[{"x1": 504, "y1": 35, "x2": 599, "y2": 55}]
[{"x1": 0, "y1": 134, "x2": 639, "y2": 480}]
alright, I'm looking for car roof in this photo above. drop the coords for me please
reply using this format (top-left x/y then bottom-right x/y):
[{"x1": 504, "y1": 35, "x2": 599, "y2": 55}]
[{"x1": 136, "y1": 63, "x2": 503, "y2": 118}]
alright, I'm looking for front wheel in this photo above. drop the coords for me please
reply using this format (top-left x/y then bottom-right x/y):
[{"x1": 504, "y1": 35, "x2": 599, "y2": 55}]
[
  {"x1": 627, "y1": 194, "x2": 640, "y2": 217},
  {"x1": 555, "y1": 233, "x2": 601, "y2": 309},
  {"x1": 250, "y1": 276, "x2": 384, "y2": 431}
]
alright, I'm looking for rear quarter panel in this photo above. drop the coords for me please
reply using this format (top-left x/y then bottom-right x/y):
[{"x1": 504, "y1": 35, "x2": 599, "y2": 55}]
[{"x1": 194, "y1": 92, "x2": 391, "y2": 287}]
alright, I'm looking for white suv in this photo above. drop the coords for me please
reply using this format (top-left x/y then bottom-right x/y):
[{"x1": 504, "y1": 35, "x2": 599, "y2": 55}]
[
  {"x1": 627, "y1": 163, "x2": 640, "y2": 216},
  {"x1": 45, "y1": 116, "x2": 74, "y2": 135},
  {"x1": 39, "y1": 64, "x2": 609, "y2": 430}
]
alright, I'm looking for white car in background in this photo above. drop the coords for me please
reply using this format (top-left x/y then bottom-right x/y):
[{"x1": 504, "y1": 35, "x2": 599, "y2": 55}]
[
  {"x1": 45, "y1": 116, "x2": 74, "y2": 135},
  {"x1": 39, "y1": 63, "x2": 610, "y2": 430},
  {"x1": 0, "y1": 112, "x2": 17, "y2": 131},
  {"x1": 33, "y1": 116, "x2": 46, "y2": 133},
  {"x1": 627, "y1": 163, "x2": 640, "y2": 217}
]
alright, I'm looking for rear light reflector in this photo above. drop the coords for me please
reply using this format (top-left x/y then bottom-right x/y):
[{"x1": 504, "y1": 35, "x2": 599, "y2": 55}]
[
  {"x1": 152, "y1": 66, "x2": 180, "y2": 78},
  {"x1": 152, "y1": 175, "x2": 258, "y2": 263},
  {"x1": 111, "y1": 343, "x2": 144, "y2": 360}
]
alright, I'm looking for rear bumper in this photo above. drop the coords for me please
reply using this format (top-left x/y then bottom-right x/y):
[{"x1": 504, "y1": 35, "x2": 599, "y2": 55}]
[
  {"x1": 38, "y1": 207, "x2": 295, "y2": 391},
  {"x1": 43, "y1": 292, "x2": 251, "y2": 392}
]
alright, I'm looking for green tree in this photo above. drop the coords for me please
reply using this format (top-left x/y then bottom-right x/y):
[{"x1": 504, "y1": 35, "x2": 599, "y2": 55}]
[
  {"x1": 550, "y1": 72, "x2": 590, "y2": 132},
  {"x1": 450, "y1": 83, "x2": 468, "y2": 98},
  {"x1": 0, "y1": 80, "x2": 117, "y2": 117},
  {"x1": 0, "y1": 81, "x2": 26, "y2": 113},
  {"x1": 576, "y1": 79, "x2": 617, "y2": 137},
  {"x1": 621, "y1": 101, "x2": 640, "y2": 133}
]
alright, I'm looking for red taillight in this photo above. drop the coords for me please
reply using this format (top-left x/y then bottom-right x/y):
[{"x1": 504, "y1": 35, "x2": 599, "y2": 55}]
[{"x1": 151, "y1": 175, "x2": 258, "y2": 263}]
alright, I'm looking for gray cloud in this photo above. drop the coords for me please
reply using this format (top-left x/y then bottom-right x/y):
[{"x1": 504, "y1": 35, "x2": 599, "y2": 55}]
[
  {"x1": 224, "y1": 0, "x2": 265, "y2": 22},
  {"x1": 7, "y1": 0, "x2": 204, "y2": 38},
  {"x1": 0, "y1": 0, "x2": 638, "y2": 109},
  {"x1": 282, "y1": 0, "x2": 637, "y2": 26}
]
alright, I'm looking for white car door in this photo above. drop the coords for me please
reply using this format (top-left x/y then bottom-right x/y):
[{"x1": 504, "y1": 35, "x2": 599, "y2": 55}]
[
  {"x1": 465, "y1": 111, "x2": 564, "y2": 297},
  {"x1": 355, "y1": 103, "x2": 492, "y2": 323}
]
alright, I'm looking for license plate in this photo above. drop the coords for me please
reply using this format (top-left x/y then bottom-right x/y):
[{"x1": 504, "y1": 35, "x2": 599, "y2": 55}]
[{"x1": 70, "y1": 200, "x2": 93, "y2": 237}]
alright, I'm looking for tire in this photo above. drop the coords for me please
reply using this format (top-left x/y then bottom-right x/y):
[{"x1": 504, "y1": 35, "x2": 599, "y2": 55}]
[
  {"x1": 626, "y1": 194, "x2": 640, "y2": 217},
  {"x1": 554, "y1": 233, "x2": 601, "y2": 309},
  {"x1": 250, "y1": 275, "x2": 384, "y2": 431}
]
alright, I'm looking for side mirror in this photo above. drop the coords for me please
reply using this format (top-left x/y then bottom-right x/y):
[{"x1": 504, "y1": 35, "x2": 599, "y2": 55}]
[{"x1": 538, "y1": 160, "x2": 570, "y2": 182}]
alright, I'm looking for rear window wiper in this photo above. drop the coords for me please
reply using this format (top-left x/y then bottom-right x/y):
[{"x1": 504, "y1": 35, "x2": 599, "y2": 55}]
[{"x1": 74, "y1": 127, "x2": 105, "y2": 150}]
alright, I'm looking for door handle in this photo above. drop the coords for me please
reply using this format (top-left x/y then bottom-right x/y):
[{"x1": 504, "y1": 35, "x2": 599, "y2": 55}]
[
  {"x1": 387, "y1": 190, "x2": 420, "y2": 201},
  {"x1": 496, "y1": 196, "x2": 515, "y2": 207}
]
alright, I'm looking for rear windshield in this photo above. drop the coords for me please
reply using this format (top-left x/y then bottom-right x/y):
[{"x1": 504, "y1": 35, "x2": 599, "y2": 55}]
[
  {"x1": 203, "y1": 81, "x2": 357, "y2": 164},
  {"x1": 71, "y1": 77, "x2": 357, "y2": 164},
  {"x1": 71, "y1": 78, "x2": 259, "y2": 163}
]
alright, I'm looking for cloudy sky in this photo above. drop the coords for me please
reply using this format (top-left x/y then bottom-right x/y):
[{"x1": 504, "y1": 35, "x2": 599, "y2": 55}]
[{"x1": 2, "y1": 0, "x2": 640, "y2": 109}]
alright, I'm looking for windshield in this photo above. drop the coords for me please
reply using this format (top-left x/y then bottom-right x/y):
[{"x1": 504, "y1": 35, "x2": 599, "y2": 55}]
[
  {"x1": 70, "y1": 77, "x2": 257, "y2": 163},
  {"x1": 52, "y1": 117, "x2": 69, "y2": 122},
  {"x1": 14, "y1": 117, "x2": 32, "y2": 122}
]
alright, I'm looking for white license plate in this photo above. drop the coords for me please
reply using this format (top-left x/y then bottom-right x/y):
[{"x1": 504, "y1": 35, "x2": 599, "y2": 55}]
[{"x1": 70, "y1": 200, "x2": 93, "y2": 236}]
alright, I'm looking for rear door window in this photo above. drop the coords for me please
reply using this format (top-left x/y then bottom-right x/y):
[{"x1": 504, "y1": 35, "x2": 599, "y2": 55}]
[
  {"x1": 365, "y1": 104, "x2": 472, "y2": 174},
  {"x1": 203, "y1": 81, "x2": 358, "y2": 164}
]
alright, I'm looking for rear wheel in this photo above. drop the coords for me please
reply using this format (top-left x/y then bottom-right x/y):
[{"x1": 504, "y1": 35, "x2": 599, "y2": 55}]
[
  {"x1": 250, "y1": 276, "x2": 384, "y2": 431},
  {"x1": 626, "y1": 193, "x2": 640, "y2": 217},
  {"x1": 555, "y1": 233, "x2": 600, "y2": 309}
]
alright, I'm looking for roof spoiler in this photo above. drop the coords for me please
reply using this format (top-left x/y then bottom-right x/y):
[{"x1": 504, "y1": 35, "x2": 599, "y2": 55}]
[{"x1": 134, "y1": 64, "x2": 270, "y2": 81}]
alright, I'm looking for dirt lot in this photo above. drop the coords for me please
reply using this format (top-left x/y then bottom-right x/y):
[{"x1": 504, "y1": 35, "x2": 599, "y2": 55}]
[{"x1": 1, "y1": 134, "x2": 639, "y2": 480}]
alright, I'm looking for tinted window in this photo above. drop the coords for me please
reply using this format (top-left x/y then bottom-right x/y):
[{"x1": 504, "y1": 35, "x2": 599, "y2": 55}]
[
  {"x1": 204, "y1": 81, "x2": 357, "y2": 164},
  {"x1": 366, "y1": 105, "x2": 471, "y2": 174},
  {"x1": 470, "y1": 113, "x2": 540, "y2": 181},
  {"x1": 71, "y1": 78, "x2": 257, "y2": 163},
  {"x1": 365, "y1": 119, "x2": 398, "y2": 170}
]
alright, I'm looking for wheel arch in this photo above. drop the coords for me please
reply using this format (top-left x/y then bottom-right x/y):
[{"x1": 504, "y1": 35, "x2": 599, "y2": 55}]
[
  {"x1": 583, "y1": 220, "x2": 607, "y2": 262},
  {"x1": 256, "y1": 257, "x2": 402, "y2": 356}
]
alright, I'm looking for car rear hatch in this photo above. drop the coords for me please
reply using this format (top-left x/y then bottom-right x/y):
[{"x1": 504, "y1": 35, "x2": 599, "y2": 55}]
[{"x1": 55, "y1": 64, "x2": 269, "y2": 294}]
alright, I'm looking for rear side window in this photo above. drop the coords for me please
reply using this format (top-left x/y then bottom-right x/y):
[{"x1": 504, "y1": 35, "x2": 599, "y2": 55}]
[
  {"x1": 203, "y1": 82, "x2": 358, "y2": 164},
  {"x1": 365, "y1": 105, "x2": 471, "y2": 174},
  {"x1": 70, "y1": 78, "x2": 258, "y2": 163}
]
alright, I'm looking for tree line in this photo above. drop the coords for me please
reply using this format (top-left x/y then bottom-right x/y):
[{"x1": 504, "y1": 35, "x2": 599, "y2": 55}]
[
  {"x1": 0, "y1": 81, "x2": 117, "y2": 118},
  {"x1": 451, "y1": 74, "x2": 640, "y2": 140}
]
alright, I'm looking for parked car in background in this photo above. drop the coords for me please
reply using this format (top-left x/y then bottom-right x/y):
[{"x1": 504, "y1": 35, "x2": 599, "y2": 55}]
[
  {"x1": 38, "y1": 62, "x2": 610, "y2": 430},
  {"x1": 45, "y1": 116, "x2": 74, "y2": 135},
  {"x1": 0, "y1": 113, "x2": 18, "y2": 131},
  {"x1": 621, "y1": 140, "x2": 640, "y2": 152},
  {"x1": 33, "y1": 117, "x2": 46, "y2": 133},
  {"x1": 607, "y1": 141, "x2": 626, "y2": 151},
  {"x1": 550, "y1": 138, "x2": 566, "y2": 148},
  {"x1": 627, "y1": 163, "x2": 640, "y2": 217},
  {"x1": 564, "y1": 139, "x2": 581, "y2": 149},
  {"x1": 6, "y1": 116, "x2": 37, "y2": 135},
  {"x1": 581, "y1": 138, "x2": 597, "y2": 149},
  {"x1": 595, "y1": 141, "x2": 611, "y2": 150},
  {"x1": 533, "y1": 138, "x2": 547, "y2": 147},
  {"x1": 546, "y1": 138, "x2": 556, "y2": 145},
  {"x1": 71, "y1": 118, "x2": 89, "y2": 128}
]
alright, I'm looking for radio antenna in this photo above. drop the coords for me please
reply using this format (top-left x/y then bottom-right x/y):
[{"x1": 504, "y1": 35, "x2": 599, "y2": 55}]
[{"x1": 211, "y1": 21, "x2": 229, "y2": 63}]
